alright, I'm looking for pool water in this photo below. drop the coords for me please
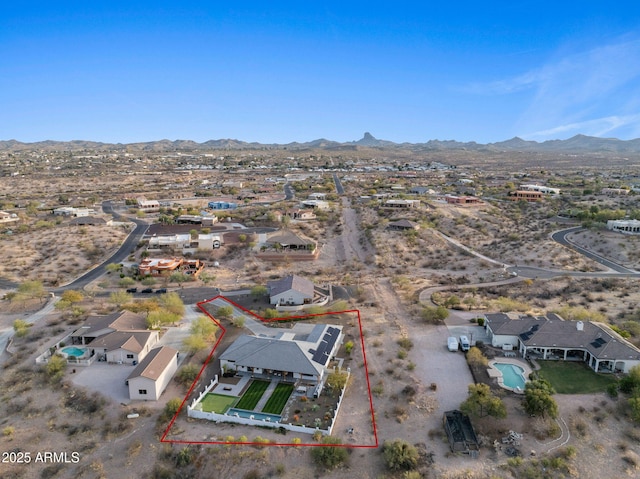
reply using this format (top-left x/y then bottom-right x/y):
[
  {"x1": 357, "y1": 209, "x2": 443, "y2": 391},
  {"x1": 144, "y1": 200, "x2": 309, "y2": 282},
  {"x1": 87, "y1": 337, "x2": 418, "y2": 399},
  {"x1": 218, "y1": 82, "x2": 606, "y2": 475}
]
[
  {"x1": 227, "y1": 408, "x2": 281, "y2": 422},
  {"x1": 62, "y1": 346, "x2": 87, "y2": 357},
  {"x1": 493, "y1": 362, "x2": 527, "y2": 390}
]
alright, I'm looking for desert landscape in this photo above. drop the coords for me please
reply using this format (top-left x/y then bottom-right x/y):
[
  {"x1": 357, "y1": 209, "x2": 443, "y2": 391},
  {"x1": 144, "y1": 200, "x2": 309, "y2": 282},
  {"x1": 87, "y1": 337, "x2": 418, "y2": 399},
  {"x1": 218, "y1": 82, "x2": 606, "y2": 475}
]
[{"x1": 2, "y1": 140, "x2": 640, "y2": 479}]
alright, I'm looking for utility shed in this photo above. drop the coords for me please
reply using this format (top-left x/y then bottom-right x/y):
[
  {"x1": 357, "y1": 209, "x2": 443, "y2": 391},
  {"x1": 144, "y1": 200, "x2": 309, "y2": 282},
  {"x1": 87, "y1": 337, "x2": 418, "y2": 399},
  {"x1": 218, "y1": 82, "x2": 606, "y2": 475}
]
[{"x1": 443, "y1": 410, "x2": 480, "y2": 458}]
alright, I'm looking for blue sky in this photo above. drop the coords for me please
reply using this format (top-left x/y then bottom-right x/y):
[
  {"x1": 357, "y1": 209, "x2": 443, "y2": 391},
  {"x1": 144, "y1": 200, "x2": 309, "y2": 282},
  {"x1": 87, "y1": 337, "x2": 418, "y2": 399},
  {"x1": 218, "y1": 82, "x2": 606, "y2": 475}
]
[{"x1": 2, "y1": 2, "x2": 640, "y2": 144}]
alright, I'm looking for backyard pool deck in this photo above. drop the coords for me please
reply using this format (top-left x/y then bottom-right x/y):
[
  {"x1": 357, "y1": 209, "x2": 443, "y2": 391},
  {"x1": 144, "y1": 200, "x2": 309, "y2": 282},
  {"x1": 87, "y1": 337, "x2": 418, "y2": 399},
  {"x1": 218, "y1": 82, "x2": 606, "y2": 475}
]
[{"x1": 487, "y1": 358, "x2": 533, "y2": 394}]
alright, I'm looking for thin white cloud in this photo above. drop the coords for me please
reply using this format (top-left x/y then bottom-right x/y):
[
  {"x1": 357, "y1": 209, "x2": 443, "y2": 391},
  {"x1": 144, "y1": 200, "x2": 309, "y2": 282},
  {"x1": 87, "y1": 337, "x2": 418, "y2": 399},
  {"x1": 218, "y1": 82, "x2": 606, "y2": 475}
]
[
  {"x1": 524, "y1": 114, "x2": 640, "y2": 140},
  {"x1": 470, "y1": 35, "x2": 640, "y2": 140},
  {"x1": 518, "y1": 37, "x2": 640, "y2": 140}
]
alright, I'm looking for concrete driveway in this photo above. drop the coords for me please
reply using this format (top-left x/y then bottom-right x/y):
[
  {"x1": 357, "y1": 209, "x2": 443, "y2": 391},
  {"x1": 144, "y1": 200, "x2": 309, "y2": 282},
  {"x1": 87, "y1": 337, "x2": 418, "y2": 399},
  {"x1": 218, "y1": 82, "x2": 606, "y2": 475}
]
[
  {"x1": 70, "y1": 362, "x2": 136, "y2": 405},
  {"x1": 410, "y1": 322, "x2": 474, "y2": 413}
]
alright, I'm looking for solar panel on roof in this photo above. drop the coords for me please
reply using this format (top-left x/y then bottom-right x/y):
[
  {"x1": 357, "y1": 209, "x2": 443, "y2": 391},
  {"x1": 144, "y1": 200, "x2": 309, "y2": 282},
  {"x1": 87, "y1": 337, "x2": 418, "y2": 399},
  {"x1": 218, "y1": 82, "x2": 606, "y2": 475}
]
[
  {"x1": 591, "y1": 341, "x2": 602, "y2": 348},
  {"x1": 310, "y1": 327, "x2": 340, "y2": 365},
  {"x1": 596, "y1": 338, "x2": 606, "y2": 345}
]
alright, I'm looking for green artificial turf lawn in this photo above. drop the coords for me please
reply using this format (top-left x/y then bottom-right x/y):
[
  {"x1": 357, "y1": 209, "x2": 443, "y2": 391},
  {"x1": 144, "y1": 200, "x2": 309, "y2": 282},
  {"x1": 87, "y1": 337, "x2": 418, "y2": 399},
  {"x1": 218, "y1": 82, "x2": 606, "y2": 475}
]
[
  {"x1": 235, "y1": 380, "x2": 270, "y2": 410},
  {"x1": 201, "y1": 393, "x2": 237, "y2": 413},
  {"x1": 262, "y1": 383, "x2": 294, "y2": 414},
  {"x1": 536, "y1": 361, "x2": 618, "y2": 394}
]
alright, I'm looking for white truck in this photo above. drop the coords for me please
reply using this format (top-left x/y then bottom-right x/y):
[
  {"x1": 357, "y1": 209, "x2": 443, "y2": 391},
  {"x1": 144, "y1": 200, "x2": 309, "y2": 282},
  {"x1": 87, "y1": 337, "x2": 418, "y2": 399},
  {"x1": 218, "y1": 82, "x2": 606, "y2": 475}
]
[
  {"x1": 459, "y1": 335, "x2": 470, "y2": 352},
  {"x1": 447, "y1": 336, "x2": 459, "y2": 352}
]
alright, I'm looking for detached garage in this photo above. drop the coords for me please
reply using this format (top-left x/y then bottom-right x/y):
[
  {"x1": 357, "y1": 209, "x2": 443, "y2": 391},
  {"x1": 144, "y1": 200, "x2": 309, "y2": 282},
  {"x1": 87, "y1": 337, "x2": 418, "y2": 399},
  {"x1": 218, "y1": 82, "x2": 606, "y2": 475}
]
[{"x1": 127, "y1": 346, "x2": 179, "y2": 401}]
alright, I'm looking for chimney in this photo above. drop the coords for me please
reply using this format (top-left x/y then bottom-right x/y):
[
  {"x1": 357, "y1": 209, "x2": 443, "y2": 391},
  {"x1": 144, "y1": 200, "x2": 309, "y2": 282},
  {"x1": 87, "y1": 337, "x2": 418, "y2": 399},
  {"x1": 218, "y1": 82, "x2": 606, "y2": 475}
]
[{"x1": 576, "y1": 321, "x2": 584, "y2": 331}]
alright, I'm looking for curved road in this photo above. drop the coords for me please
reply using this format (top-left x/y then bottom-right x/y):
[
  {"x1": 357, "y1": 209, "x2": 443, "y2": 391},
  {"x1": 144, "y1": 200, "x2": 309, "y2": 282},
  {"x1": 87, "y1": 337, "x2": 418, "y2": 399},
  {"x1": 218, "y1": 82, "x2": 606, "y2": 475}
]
[
  {"x1": 52, "y1": 201, "x2": 149, "y2": 292},
  {"x1": 551, "y1": 226, "x2": 636, "y2": 274}
]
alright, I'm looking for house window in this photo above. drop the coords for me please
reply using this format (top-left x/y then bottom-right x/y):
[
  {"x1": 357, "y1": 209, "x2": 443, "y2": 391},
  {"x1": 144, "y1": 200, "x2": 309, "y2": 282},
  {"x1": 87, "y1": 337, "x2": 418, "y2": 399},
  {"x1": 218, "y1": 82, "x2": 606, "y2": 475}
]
[
  {"x1": 126, "y1": 354, "x2": 134, "y2": 359},
  {"x1": 138, "y1": 389, "x2": 147, "y2": 395}
]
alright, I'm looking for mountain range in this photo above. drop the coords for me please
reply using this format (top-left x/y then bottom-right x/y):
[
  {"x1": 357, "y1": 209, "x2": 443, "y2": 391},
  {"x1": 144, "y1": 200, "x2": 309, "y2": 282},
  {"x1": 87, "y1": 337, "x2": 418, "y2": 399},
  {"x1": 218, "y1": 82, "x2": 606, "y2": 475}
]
[{"x1": 2, "y1": 132, "x2": 640, "y2": 153}]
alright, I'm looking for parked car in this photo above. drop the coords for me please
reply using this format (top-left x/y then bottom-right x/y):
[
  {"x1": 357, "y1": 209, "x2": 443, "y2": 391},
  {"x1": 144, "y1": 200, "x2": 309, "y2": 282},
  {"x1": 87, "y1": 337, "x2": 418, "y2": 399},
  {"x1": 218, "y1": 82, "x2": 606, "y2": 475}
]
[
  {"x1": 459, "y1": 335, "x2": 470, "y2": 352},
  {"x1": 447, "y1": 337, "x2": 459, "y2": 352},
  {"x1": 140, "y1": 288, "x2": 153, "y2": 294},
  {"x1": 126, "y1": 287, "x2": 137, "y2": 293},
  {"x1": 155, "y1": 288, "x2": 167, "y2": 294}
]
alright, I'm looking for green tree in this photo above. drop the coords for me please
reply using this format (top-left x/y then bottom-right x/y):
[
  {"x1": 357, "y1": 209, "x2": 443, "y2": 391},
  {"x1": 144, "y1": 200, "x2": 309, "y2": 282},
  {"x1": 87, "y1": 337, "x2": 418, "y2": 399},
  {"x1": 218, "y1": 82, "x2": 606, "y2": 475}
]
[
  {"x1": 160, "y1": 398, "x2": 183, "y2": 422},
  {"x1": 61, "y1": 290, "x2": 84, "y2": 303},
  {"x1": 15, "y1": 280, "x2": 46, "y2": 303},
  {"x1": 158, "y1": 292, "x2": 185, "y2": 316},
  {"x1": 169, "y1": 272, "x2": 189, "y2": 286},
  {"x1": 444, "y1": 294, "x2": 461, "y2": 309},
  {"x1": 263, "y1": 308, "x2": 280, "y2": 319},
  {"x1": 147, "y1": 310, "x2": 181, "y2": 328},
  {"x1": 523, "y1": 379, "x2": 558, "y2": 418},
  {"x1": 118, "y1": 277, "x2": 136, "y2": 288},
  {"x1": 13, "y1": 319, "x2": 30, "y2": 337},
  {"x1": 466, "y1": 347, "x2": 488, "y2": 368},
  {"x1": 190, "y1": 315, "x2": 218, "y2": 341},
  {"x1": 182, "y1": 334, "x2": 207, "y2": 354},
  {"x1": 105, "y1": 263, "x2": 122, "y2": 274},
  {"x1": 460, "y1": 383, "x2": 507, "y2": 419},
  {"x1": 420, "y1": 305, "x2": 449, "y2": 323},
  {"x1": 109, "y1": 291, "x2": 133, "y2": 308},
  {"x1": 310, "y1": 436, "x2": 348, "y2": 470},
  {"x1": 619, "y1": 364, "x2": 640, "y2": 394},
  {"x1": 216, "y1": 305, "x2": 233, "y2": 320},
  {"x1": 45, "y1": 355, "x2": 67, "y2": 383},
  {"x1": 382, "y1": 439, "x2": 419, "y2": 472},
  {"x1": 344, "y1": 340, "x2": 354, "y2": 355},
  {"x1": 123, "y1": 299, "x2": 159, "y2": 315},
  {"x1": 250, "y1": 285, "x2": 268, "y2": 298},
  {"x1": 326, "y1": 370, "x2": 349, "y2": 391}
]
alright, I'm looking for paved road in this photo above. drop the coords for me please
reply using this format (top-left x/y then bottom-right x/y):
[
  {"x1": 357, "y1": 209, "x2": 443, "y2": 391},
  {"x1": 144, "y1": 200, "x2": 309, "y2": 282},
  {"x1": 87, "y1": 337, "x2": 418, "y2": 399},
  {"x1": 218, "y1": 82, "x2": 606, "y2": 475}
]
[
  {"x1": 333, "y1": 173, "x2": 345, "y2": 195},
  {"x1": 0, "y1": 296, "x2": 56, "y2": 357},
  {"x1": 551, "y1": 226, "x2": 637, "y2": 274},
  {"x1": 52, "y1": 201, "x2": 149, "y2": 292},
  {"x1": 284, "y1": 183, "x2": 294, "y2": 200}
]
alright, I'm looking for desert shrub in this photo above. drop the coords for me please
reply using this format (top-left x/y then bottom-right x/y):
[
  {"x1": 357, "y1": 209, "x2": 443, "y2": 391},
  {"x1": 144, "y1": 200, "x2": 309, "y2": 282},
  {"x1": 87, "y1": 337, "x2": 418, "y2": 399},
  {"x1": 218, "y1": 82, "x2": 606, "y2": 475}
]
[
  {"x1": 44, "y1": 355, "x2": 67, "y2": 383},
  {"x1": 397, "y1": 337, "x2": 414, "y2": 350},
  {"x1": 382, "y1": 439, "x2": 419, "y2": 471},
  {"x1": 176, "y1": 364, "x2": 199, "y2": 386},
  {"x1": 310, "y1": 436, "x2": 348, "y2": 470},
  {"x1": 159, "y1": 398, "x2": 182, "y2": 423},
  {"x1": 466, "y1": 347, "x2": 488, "y2": 367}
]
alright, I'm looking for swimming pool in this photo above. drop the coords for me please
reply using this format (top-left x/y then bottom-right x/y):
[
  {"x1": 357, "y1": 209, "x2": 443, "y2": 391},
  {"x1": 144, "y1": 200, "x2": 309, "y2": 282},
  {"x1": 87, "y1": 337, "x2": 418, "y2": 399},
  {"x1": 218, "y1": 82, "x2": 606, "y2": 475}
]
[
  {"x1": 61, "y1": 346, "x2": 87, "y2": 358},
  {"x1": 493, "y1": 362, "x2": 527, "y2": 391},
  {"x1": 227, "y1": 408, "x2": 281, "y2": 423}
]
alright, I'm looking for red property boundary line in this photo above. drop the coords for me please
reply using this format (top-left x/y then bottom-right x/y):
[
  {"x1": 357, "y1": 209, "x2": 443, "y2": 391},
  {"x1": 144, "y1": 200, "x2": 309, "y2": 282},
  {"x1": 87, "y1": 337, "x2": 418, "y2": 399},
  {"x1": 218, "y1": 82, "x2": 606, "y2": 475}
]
[{"x1": 160, "y1": 295, "x2": 378, "y2": 449}]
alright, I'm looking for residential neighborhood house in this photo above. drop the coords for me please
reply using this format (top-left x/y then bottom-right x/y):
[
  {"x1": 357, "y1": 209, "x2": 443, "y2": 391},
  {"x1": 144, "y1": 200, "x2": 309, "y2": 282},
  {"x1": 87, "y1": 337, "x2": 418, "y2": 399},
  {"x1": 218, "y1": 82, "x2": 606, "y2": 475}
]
[
  {"x1": 127, "y1": 346, "x2": 179, "y2": 400},
  {"x1": 484, "y1": 313, "x2": 640, "y2": 373},
  {"x1": 219, "y1": 322, "x2": 344, "y2": 392}
]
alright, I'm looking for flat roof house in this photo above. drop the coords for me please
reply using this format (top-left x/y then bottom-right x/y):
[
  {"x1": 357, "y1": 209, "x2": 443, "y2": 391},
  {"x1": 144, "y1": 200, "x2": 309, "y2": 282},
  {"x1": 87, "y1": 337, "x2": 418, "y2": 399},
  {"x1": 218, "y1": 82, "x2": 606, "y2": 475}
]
[
  {"x1": 127, "y1": 346, "x2": 179, "y2": 400},
  {"x1": 484, "y1": 313, "x2": 640, "y2": 373}
]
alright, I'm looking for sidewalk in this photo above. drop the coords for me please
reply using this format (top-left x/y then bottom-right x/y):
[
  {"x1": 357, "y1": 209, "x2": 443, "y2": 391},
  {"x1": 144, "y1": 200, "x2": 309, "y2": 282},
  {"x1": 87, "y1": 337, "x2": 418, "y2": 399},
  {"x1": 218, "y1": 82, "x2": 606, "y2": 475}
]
[{"x1": 255, "y1": 379, "x2": 279, "y2": 412}]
